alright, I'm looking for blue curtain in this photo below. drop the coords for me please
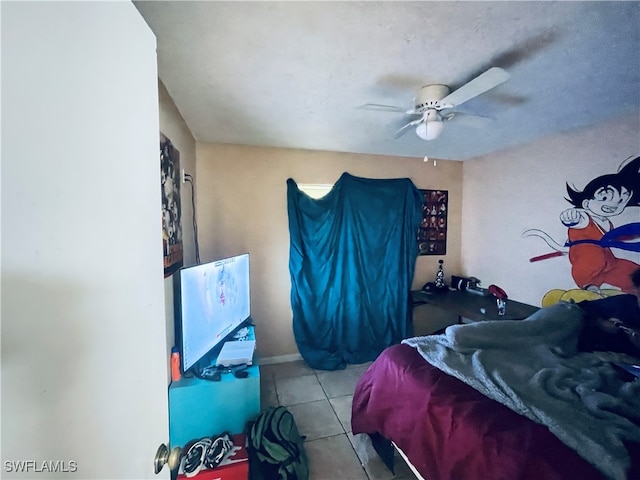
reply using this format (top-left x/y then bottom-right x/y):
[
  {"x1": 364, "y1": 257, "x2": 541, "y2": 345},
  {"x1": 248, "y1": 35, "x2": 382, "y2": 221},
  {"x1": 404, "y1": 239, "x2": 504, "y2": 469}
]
[{"x1": 287, "y1": 173, "x2": 423, "y2": 370}]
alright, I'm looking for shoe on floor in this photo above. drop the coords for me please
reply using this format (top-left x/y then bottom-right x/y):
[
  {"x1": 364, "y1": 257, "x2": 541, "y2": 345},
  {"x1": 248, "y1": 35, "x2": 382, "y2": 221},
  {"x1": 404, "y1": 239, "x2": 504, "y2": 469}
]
[
  {"x1": 181, "y1": 437, "x2": 212, "y2": 478},
  {"x1": 203, "y1": 432, "x2": 234, "y2": 469}
]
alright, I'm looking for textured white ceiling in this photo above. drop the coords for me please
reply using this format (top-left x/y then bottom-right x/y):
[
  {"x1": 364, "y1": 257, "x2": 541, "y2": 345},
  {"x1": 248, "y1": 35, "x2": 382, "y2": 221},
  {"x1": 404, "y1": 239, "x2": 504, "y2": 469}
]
[{"x1": 135, "y1": 1, "x2": 640, "y2": 160}]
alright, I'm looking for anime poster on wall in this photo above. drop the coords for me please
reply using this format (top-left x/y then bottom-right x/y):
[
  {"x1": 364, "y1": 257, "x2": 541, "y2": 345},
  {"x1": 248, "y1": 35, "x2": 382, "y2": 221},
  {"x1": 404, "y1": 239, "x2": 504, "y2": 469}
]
[
  {"x1": 524, "y1": 156, "x2": 640, "y2": 295},
  {"x1": 161, "y1": 133, "x2": 183, "y2": 277},
  {"x1": 418, "y1": 189, "x2": 448, "y2": 255}
]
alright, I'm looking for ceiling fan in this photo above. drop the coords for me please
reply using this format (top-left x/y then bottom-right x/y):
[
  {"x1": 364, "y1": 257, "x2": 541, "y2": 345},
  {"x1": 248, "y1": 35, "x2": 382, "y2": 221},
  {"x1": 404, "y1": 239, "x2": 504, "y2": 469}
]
[{"x1": 362, "y1": 67, "x2": 510, "y2": 141}]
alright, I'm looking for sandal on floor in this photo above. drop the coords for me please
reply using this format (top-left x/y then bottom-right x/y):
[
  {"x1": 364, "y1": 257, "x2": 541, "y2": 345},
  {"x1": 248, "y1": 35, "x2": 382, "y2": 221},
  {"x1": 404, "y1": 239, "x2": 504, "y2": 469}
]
[
  {"x1": 181, "y1": 437, "x2": 212, "y2": 478},
  {"x1": 203, "y1": 432, "x2": 234, "y2": 469}
]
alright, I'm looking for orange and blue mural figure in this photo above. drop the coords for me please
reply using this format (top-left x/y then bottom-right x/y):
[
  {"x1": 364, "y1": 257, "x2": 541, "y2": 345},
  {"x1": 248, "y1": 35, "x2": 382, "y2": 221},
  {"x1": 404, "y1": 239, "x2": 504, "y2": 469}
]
[{"x1": 524, "y1": 156, "x2": 640, "y2": 294}]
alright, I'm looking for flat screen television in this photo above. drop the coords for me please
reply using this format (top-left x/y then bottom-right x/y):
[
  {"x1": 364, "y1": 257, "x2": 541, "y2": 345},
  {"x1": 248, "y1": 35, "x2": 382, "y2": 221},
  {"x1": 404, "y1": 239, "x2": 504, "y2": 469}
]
[{"x1": 178, "y1": 253, "x2": 251, "y2": 373}]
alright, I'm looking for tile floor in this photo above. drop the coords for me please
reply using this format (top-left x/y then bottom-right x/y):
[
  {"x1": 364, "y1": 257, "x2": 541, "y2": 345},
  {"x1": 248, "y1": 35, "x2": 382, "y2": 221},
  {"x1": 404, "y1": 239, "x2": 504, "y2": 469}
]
[{"x1": 259, "y1": 360, "x2": 419, "y2": 480}]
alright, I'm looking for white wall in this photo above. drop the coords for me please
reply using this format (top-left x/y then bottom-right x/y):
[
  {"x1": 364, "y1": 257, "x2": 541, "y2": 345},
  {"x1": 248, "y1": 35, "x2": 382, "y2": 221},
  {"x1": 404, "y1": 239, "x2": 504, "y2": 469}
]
[
  {"x1": 462, "y1": 113, "x2": 640, "y2": 307},
  {"x1": 1, "y1": 2, "x2": 169, "y2": 478}
]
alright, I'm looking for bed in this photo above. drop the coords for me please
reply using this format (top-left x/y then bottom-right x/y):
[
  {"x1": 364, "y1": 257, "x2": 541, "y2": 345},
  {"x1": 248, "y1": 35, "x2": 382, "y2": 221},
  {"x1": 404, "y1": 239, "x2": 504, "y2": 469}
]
[{"x1": 351, "y1": 302, "x2": 640, "y2": 480}]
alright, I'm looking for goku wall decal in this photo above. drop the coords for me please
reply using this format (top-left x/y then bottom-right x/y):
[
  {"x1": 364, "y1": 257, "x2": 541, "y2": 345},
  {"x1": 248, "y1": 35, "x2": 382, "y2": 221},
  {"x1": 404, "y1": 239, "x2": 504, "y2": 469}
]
[{"x1": 524, "y1": 156, "x2": 640, "y2": 293}]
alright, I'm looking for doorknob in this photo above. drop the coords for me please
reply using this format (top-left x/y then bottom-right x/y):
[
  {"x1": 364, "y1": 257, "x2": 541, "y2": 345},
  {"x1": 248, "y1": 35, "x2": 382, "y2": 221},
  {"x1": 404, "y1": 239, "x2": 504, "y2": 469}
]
[{"x1": 154, "y1": 443, "x2": 182, "y2": 479}]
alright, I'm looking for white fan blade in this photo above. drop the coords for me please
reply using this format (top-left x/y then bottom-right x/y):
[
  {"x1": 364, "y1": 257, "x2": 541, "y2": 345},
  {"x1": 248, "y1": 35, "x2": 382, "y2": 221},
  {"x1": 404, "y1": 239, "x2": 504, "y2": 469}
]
[
  {"x1": 448, "y1": 113, "x2": 493, "y2": 128},
  {"x1": 440, "y1": 67, "x2": 510, "y2": 108},
  {"x1": 445, "y1": 109, "x2": 495, "y2": 122},
  {"x1": 394, "y1": 117, "x2": 424, "y2": 138},
  {"x1": 358, "y1": 103, "x2": 406, "y2": 113}
]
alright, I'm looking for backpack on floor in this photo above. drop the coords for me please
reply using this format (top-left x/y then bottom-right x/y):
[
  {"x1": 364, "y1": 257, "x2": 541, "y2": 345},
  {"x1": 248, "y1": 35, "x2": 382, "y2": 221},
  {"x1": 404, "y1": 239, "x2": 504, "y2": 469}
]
[{"x1": 247, "y1": 406, "x2": 309, "y2": 480}]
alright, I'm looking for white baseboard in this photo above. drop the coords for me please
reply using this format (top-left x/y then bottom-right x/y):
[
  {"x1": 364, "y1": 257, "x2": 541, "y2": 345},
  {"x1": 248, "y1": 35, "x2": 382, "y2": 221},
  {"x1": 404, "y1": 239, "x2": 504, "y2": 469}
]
[{"x1": 258, "y1": 353, "x2": 303, "y2": 365}]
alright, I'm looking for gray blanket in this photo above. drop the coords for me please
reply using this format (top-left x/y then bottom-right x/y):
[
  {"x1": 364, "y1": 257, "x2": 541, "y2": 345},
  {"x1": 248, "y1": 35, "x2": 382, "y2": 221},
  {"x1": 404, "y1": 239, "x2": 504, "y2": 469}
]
[{"x1": 403, "y1": 302, "x2": 640, "y2": 480}]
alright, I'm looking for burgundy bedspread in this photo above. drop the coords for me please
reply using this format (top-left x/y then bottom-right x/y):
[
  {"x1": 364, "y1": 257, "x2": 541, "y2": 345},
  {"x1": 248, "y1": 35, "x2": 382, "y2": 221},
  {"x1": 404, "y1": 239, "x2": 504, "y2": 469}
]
[{"x1": 351, "y1": 343, "x2": 639, "y2": 480}]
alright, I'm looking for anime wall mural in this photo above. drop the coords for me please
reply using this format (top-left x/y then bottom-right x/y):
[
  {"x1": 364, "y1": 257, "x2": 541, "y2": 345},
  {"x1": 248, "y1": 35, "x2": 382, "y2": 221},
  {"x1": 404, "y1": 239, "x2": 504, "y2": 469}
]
[
  {"x1": 524, "y1": 156, "x2": 640, "y2": 295},
  {"x1": 161, "y1": 132, "x2": 183, "y2": 278}
]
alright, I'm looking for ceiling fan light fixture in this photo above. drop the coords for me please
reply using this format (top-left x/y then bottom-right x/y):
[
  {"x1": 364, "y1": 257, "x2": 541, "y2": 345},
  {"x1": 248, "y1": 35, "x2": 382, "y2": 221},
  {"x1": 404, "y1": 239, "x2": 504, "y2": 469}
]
[{"x1": 416, "y1": 119, "x2": 444, "y2": 141}]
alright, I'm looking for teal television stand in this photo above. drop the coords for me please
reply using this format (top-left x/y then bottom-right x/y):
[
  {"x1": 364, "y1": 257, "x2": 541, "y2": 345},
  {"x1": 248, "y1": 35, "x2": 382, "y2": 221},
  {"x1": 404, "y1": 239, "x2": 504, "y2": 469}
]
[{"x1": 168, "y1": 326, "x2": 260, "y2": 448}]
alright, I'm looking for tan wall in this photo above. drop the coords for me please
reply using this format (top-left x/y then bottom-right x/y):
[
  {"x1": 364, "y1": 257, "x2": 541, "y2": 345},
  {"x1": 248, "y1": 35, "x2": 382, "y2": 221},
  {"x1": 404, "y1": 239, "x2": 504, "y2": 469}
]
[
  {"x1": 158, "y1": 85, "x2": 640, "y2": 360},
  {"x1": 196, "y1": 144, "x2": 463, "y2": 359},
  {"x1": 158, "y1": 79, "x2": 197, "y2": 266},
  {"x1": 158, "y1": 80, "x2": 197, "y2": 368}
]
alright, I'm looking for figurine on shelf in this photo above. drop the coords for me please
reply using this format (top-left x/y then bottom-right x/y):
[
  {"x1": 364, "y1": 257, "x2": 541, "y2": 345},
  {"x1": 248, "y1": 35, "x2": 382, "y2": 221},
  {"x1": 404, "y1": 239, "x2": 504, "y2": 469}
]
[
  {"x1": 421, "y1": 260, "x2": 449, "y2": 294},
  {"x1": 434, "y1": 259, "x2": 448, "y2": 292}
]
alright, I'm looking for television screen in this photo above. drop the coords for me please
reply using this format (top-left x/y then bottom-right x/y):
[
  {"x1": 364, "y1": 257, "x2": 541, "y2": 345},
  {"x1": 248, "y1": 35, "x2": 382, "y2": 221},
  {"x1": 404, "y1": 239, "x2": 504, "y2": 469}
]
[{"x1": 178, "y1": 253, "x2": 250, "y2": 373}]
